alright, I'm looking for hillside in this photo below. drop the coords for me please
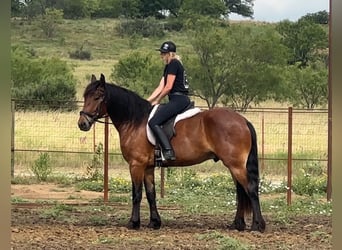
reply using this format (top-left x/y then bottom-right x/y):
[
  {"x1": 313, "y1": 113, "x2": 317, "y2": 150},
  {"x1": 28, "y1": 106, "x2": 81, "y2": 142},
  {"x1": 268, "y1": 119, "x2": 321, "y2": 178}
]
[{"x1": 11, "y1": 18, "x2": 188, "y2": 99}]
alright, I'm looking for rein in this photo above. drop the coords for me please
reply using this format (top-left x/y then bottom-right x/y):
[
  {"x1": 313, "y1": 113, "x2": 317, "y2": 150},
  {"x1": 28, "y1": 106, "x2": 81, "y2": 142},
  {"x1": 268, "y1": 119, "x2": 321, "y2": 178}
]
[
  {"x1": 94, "y1": 117, "x2": 113, "y2": 125},
  {"x1": 79, "y1": 110, "x2": 113, "y2": 125}
]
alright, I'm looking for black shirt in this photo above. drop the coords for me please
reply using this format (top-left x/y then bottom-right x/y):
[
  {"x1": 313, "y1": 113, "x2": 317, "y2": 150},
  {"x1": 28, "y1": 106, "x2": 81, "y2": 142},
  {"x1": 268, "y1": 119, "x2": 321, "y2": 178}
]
[{"x1": 163, "y1": 59, "x2": 188, "y2": 94}]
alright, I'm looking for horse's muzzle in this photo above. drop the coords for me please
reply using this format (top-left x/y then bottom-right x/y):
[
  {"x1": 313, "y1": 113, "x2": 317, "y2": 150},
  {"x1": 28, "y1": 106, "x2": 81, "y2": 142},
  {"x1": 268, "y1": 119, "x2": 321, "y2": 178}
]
[{"x1": 78, "y1": 115, "x2": 93, "y2": 131}]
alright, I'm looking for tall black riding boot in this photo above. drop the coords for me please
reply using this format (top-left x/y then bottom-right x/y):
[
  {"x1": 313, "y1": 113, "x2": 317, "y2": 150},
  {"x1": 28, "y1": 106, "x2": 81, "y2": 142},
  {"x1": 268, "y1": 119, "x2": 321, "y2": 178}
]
[{"x1": 152, "y1": 125, "x2": 176, "y2": 161}]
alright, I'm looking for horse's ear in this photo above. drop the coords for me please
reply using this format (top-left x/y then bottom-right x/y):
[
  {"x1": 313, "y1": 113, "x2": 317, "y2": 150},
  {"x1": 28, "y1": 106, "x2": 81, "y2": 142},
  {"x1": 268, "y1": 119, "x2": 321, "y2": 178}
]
[
  {"x1": 100, "y1": 74, "x2": 106, "y2": 84},
  {"x1": 91, "y1": 74, "x2": 97, "y2": 83}
]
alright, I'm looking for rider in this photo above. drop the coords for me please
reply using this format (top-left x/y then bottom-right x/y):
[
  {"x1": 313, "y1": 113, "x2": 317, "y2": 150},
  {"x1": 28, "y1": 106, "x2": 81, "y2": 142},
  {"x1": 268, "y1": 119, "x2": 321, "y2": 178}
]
[{"x1": 147, "y1": 41, "x2": 190, "y2": 161}]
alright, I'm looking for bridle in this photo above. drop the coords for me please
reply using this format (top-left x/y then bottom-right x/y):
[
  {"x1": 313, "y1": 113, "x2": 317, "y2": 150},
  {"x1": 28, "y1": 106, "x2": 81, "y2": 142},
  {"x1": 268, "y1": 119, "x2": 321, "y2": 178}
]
[{"x1": 79, "y1": 95, "x2": 111, "y2": 124}]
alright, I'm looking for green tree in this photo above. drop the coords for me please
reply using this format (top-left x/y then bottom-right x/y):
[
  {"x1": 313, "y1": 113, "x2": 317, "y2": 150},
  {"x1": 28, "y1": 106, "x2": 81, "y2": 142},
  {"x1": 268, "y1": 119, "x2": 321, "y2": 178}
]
[
  {"x1": 52, "y1": 0, "x2": 99, "y2": 19},
  {"x1": 281, "y1": 61, "x2": 328, "y2": 109},
  {"x1": 91, "y1": 0, "x2": 139, "y2": 18},
  {"x1": 22, "y1": 0, "x2": 47, "y2": 20},
  {"x1": 276, "y1": 19, "x2": 328, "y2": 68},
  {"x1": 110, "y1": 51, "x2": 162, "y2": 97},
  {"x1": 184, "y1": 19, "x2": 287, "y2": 109},
  {"x1": 224, "y1": 0, "x2": 254, "y2": 18},
  {"x1": 299, "y1": 10, "x2": 329, "y2": 25},
  {"x1": 36, "y1": 8, "x2": 64, "y2": 38},
  {"x1": 11, "y1": 45, "x2": 77, "y2": 110},
  {"x1": 181, "y1": 0, "x2": 227, "y2": 18},
  {"x1": 133, "y1": 0, "x2": 254, "y2": 19},
  {"x1": 91, "y1": 0, "x2": 117, "y2": 18},
  {"x1": 11, "y1": 0, "x2": 26, "y2": 17}
]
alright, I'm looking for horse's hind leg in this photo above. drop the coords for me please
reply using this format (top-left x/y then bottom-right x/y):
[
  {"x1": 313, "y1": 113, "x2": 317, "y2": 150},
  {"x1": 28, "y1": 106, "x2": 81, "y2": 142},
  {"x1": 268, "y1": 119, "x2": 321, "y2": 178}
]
[
  {"x1": 246, "y1": 121, "x2": 266, "y2": 232},
  {"x1": 144, "y1": 166, "x2": 161, "y2": 229},
  {"x1": 246, "y1": 162, "x2": 266, "y2": 232},
  {"x1": 228, "y1": 169, "x2": 249, "y2": 231},
  {"x1": 228, "y1": 163, "x2": 265, "y2": 232}
]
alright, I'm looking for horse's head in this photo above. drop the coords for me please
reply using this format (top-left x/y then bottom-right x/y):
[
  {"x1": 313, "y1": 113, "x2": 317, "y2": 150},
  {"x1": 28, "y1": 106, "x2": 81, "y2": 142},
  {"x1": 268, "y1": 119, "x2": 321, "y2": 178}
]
[{"x1": 78, "y1": 74, "x2": 108, "y2": 131}]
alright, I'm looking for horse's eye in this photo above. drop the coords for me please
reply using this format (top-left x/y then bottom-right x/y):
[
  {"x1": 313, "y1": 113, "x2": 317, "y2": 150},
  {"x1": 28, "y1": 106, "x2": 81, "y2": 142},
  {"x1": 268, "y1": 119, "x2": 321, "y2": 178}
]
[{"x1": 94, "y1": 96, "x2": 101, "y2": 101}]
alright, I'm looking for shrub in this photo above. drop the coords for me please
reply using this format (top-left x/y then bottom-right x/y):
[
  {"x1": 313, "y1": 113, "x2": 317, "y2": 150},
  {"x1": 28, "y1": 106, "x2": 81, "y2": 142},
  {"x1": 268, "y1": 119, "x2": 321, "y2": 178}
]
[
  {"x1": 116, "y1": 17, "x2": 165, "y2": 38},
  {"x1": 292, "y1": 169, "x2": 326, "y2": 196},
  {"x1": 164, "y1": 18, "x2": 184, "y2": 32},
  {"x1": 69, "y1": 45, "x2": 92, "y2": 60},
  {"x1": 36, "y1": 8, "x2": 64, "y2": 38},
  {"x1": 30, "y1": 153, "x2": 52, "y2": 182},
  {"x1": 11, "y1": 45, "x2": 78, "y2": 111},
  {"x1": 85, "y1": 143, "x2": 104, "y2": 180}
]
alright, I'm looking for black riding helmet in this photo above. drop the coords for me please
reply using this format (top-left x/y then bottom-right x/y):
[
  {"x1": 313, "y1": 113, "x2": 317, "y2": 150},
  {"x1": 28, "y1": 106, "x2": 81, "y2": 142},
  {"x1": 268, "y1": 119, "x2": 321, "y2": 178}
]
[{"x1": 157, "y1": 41, "x2": 176, "y2": 53}]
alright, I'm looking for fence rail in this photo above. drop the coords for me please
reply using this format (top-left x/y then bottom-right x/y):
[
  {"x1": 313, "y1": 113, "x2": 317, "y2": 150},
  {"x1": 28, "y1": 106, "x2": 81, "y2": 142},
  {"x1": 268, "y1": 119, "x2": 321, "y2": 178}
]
[{"x1": 11, "y1": 100, "x2": 330, "y2": 202}]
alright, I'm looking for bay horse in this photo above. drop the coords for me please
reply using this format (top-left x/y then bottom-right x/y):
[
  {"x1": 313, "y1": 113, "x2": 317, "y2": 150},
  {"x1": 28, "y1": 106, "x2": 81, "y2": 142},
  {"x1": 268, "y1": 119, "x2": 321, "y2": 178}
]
[{"x1": 78, "y1": 74, "x2": 266, "y2": 232}]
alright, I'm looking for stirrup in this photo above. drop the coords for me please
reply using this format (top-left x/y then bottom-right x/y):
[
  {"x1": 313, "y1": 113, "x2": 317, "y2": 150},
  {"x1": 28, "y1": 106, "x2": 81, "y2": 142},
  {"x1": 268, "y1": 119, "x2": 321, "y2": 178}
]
[
  {"x1": 154, "y1": 148, "x2": 163, "y2": 167},
  {"x1": 162, "y1": 149, "x2": 176, "y2": 161}
]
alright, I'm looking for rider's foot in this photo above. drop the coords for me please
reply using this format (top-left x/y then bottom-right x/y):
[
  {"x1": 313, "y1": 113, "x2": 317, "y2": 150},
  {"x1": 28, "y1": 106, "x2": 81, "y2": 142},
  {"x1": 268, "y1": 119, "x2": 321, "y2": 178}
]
[{"x1": 162, "y1": 149, "x2": 176, "y2": 161}]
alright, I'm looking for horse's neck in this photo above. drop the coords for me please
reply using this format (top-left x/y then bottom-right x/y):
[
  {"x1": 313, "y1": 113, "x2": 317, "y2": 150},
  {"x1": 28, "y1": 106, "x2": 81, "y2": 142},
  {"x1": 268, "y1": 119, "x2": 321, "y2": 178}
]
[{"x1": 108, "y1": 113, "x2": 146, "y2": 134}]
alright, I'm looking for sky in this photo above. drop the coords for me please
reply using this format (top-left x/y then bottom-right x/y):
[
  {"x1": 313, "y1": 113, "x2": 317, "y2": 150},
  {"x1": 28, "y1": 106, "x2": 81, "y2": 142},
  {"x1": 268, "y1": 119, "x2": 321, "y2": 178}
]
[{"x1": 229, "y1": 0, "x2": 329, "y2": 22}]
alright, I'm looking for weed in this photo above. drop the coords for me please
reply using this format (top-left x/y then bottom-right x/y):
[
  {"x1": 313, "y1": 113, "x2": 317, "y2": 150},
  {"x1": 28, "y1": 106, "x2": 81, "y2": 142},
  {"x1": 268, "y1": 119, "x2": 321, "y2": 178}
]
[
  {"x1": 30, "y1": 152, "x2": 52, "y2": 182},
  {"x1": 292, "y1": 168, "x2": 326, "y2": 196},
  {"x1": 85, "y1": 143, "x2": 104, "y2": 180}
]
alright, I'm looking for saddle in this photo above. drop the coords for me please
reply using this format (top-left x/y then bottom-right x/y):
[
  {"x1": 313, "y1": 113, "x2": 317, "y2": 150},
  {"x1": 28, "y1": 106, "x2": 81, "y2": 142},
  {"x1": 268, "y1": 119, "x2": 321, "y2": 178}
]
[
  {"x1": 160, "y1": 101, "x2": 194, "y2": 139},
  {"x1": 147, "y1": 101, "x2": 201, "y2": 145},
  {"x1": 147, "y1": 102, "x2": 201, "y2": 166}
]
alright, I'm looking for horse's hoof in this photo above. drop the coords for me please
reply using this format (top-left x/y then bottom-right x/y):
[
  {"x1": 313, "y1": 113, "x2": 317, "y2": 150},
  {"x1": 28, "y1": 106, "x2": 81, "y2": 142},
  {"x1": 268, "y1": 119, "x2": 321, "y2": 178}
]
[
  {"x1": 127, "y1": 220, "x2": 140, "y2": 230},
  {"x1": 148, "y1": 220, "x2": 161, "y2": 230},
  {"x1": 229, "y1": 220, "x2": 246, "y2": 231},
  {"x1": 251, "y1": 221, "x2": 266, "y2": 233}
]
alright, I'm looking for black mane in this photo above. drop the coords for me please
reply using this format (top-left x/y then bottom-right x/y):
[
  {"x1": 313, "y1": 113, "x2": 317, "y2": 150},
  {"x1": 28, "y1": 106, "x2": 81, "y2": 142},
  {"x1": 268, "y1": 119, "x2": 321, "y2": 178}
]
[{"x1": 104, "y1": 83, "x2": 152, "y2": 126}]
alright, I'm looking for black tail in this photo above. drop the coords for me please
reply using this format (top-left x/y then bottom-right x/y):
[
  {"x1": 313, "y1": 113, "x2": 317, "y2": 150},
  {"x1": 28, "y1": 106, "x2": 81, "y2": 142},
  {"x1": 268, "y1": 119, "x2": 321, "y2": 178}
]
[
  {"x1": 236, "y1": 121, "x2": 259, "y2": 216},
  {"x1": 246, "y1": 121, "x2": 260, "y2": 186}
]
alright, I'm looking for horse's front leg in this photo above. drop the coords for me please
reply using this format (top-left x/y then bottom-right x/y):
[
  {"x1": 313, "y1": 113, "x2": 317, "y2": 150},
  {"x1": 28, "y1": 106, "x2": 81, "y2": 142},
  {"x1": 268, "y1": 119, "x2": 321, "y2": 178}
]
[
  {"x1": 127, "y1": 164, "x2": 144, "y2": 230},
  {"x1": 144, "y1": 166, "x2": 161, "y2": 229}
]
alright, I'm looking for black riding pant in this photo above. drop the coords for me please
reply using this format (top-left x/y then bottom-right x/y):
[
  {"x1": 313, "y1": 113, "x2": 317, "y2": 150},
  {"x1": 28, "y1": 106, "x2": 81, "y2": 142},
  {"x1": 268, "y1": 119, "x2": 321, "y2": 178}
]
[{"x1": 148, "y1": 94, "x2": 190, "y2": 129}]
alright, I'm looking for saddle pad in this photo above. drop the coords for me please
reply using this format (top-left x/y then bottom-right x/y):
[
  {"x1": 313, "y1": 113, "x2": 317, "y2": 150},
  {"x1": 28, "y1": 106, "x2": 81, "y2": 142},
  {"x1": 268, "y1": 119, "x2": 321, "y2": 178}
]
[{"x1": 147, "y1": 104, "x2": 202, "y2": 145}]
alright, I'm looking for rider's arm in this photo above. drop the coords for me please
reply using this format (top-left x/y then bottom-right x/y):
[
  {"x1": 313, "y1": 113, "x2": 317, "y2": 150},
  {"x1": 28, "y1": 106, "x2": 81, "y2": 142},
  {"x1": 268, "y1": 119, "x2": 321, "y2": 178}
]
[
  {"x1": 147, "y1": 77, "x2": 165, "y2": 104},
  {"x1": 154, "y1": 74, "x2": 175, "y2": 104}
]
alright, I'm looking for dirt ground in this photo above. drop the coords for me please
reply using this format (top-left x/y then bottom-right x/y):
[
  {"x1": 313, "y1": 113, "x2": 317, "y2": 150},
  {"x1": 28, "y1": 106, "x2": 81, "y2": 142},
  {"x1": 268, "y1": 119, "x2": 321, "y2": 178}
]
[{"x1": 11, "y1": 184, "x2": 332, "y2": 250}]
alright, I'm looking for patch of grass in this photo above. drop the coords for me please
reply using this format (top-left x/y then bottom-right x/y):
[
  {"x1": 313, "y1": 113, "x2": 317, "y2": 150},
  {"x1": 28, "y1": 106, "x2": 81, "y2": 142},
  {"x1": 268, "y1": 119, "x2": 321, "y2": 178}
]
[
  {"x1": 39, "y1": 203, "x2": 74, "y2": 219},
  {"x1": 197, "y1": 231, "x2": 250, "y2": 250},
  {"x1": 88, "y1": 215, "x2": 109, "y2": 226},
  {"x1": 76, "y1": 179, "x2": 103, "y2": 192},
  {"x1": 47, "y1": 175, "x2": 76, "y2": 186},
  {"x1": 261, "y1": 195, "x2": 332, "y2": 226},
  {"x1": 11, "y1": 175, "x2": 39, "y2": 184},
  {"x1": 109, "y1": 177, "x2": 131, "y2": 193},
  {"x1": 11, "y1": 197, "x2": 30, "y2": 203},
  {"x1": 94, "y1": 237, "x2": 117, "y2": 244},
  {"x1": 309, "y1": 231, "x2": 332, "y2": 244},
  {"x1": 66, "y1": 195, "x2": 79, "y2": 200},
  {"x1": 107, "y1": 195, "x2": 130, "y2": 203}
]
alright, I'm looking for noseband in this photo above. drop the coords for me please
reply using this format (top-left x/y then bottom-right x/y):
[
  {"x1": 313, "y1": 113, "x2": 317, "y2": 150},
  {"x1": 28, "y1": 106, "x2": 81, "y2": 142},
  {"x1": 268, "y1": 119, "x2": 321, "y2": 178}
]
[{"x1": 79, "y1": 96, "x2": 107, "y2": 124}]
